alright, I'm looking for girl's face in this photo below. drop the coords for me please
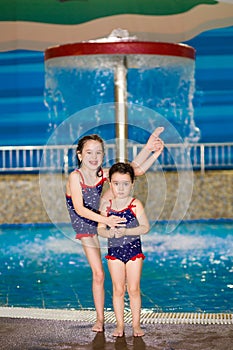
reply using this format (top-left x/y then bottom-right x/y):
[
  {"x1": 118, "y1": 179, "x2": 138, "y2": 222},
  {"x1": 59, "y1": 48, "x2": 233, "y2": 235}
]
[
  {"x1": 110, "y1": 172, "x2": 133, "y2": 199},
  {"x1": 77, "y1": 140, "x2": 104, "y2": 171}
]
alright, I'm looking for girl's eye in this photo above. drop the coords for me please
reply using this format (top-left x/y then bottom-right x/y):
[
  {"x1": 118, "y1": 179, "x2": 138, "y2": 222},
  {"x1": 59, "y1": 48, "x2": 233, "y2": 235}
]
[{"x1": 112, "y1": 182, "x2": 130, "y2": 187}]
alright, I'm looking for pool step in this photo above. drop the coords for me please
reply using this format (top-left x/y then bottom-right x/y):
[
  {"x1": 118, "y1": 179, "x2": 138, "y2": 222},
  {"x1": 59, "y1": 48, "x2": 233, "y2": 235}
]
[{"x1": 0, "y1": 307, "x2": 232, "y2": 325}]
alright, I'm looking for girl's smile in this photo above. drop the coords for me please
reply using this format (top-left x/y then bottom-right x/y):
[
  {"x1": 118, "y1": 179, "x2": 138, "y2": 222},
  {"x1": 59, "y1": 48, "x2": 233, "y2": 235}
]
[{"x1": 78, "y1": 140, "x2": 104, "y2": 170}]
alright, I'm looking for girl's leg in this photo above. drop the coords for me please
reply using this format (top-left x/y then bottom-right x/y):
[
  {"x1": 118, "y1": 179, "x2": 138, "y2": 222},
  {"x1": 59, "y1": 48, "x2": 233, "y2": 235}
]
[
  {"x1": 107, "y1": 259, "x2": 126, "y2": 337},
  {"x1": 81, "y1": 235, "x2": 105, "y2": 332},
  {"x1": 126, "y1": 258, "x2": 144, "y2": 337}
]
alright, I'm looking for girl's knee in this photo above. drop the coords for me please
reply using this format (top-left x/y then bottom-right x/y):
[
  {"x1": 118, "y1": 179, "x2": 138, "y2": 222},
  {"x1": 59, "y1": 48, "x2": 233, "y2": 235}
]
[
  {"x1": 127, "y1": 285, "x2": 140, "y2": 298},
  {"x1": 113, "y1": 284, "x2": 125, "y2": 298},
  {"x1": 93, "y1": 269, "x2": 105, "y2": 284}
]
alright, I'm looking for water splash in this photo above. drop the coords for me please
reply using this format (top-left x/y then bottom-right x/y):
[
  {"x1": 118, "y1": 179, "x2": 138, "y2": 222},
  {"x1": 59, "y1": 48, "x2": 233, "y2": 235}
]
[
  {"x1": 44, "y1": 44, "x2": 200, "y2": 143},
  {"x1": 88, "y1": 28, "x2": 137, "y2": 43}
]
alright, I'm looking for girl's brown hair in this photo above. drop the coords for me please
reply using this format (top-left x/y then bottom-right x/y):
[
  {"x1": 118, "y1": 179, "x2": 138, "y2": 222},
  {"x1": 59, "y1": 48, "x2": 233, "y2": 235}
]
[
  {"x1": 76, "y1": 134, "x2": 105, "y2": 176},
  {"x1": 109, "y1": 162, "x2": 135, "y2": 183}
]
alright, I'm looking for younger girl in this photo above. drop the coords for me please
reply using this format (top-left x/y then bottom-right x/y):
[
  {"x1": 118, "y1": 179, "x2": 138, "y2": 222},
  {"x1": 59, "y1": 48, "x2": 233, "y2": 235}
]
[
  {"x1": 66, "y1": 129, "x2": 163, "y2": 332},
  {"x1": 98, "y1": 162, "x2": 150, "y2": 337}
]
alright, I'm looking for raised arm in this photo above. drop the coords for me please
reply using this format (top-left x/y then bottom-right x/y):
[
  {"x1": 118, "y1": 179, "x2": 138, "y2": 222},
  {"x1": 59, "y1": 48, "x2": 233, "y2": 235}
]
[{"x1": 131, "y1": 127, "x2": 164, "y2": 176}]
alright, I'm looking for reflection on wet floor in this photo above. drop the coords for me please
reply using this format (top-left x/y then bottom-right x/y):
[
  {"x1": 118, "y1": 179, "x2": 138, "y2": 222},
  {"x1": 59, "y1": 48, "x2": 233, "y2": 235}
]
[{"x1": 0, "y1": 317, "x2": 233, "y2": 350}]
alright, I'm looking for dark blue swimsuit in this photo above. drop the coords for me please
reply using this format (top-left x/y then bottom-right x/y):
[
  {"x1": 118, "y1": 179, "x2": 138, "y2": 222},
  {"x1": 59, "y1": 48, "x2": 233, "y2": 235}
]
[
  {"x1": 105, "y1": 198, "x2": 145, "y2": 264},
  {"x1": 66, "y1": 169, "x2": 107, "y2": 240}
]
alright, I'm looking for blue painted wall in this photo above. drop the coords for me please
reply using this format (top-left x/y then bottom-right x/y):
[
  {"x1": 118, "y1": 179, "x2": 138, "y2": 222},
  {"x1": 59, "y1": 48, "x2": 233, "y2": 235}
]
[
  {"x1": 0, "y1": 51, "x2": 47, "y2": 145},
  {"x1": 188, "y1": 26, "x2": 233, "y2": 143},
  {"x1": 0, "y1": 26, "x2": 232, "y2": 146}
]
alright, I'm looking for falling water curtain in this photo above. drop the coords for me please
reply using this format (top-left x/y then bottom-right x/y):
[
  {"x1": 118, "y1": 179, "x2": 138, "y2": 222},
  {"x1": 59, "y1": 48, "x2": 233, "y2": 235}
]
[{"x1": 0, "y1": 0, "x2": 233, "y2": 51}]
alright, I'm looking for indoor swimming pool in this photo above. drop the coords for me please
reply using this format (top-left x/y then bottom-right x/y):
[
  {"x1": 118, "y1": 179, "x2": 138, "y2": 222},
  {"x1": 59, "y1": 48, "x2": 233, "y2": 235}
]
[{"x1": 0, "y1": 220, "x2": 232, "y2": 313}]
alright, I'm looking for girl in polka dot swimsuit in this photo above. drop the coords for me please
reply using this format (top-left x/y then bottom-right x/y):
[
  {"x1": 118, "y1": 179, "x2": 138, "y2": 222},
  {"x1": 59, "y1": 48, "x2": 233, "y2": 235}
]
[{"x1": 98, "y1": 162, "x2": 150, "y2": 337}]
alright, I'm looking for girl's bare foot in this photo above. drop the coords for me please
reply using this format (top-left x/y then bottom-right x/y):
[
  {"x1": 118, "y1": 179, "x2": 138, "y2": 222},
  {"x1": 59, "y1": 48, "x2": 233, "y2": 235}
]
[
  {"x1": 133, "y1": 326, "x2": 145, "y2": 337},
  {"x1": 92, "y1": 319, "x2": 104, "y2": 332},
  {"x1": 113, "y1": 326, "x2": 124, "y2": 337}
]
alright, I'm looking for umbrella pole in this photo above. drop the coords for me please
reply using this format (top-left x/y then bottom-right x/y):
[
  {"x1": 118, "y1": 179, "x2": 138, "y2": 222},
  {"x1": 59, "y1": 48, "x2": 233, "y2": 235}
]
[{"x1": 114, "y1": 56, "x2": 128, "y2": 162}]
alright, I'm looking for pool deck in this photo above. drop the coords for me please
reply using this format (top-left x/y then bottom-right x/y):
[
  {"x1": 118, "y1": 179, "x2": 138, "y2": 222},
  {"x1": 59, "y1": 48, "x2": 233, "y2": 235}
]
[{"x1": 0, "y1": 308, "x2": 233, "y2": 350}]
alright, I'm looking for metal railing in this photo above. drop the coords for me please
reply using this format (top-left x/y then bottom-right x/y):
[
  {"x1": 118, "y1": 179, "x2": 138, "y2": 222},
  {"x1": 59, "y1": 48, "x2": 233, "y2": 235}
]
[{"x1": 0, "y1": 142, "x2": 233, "y2": 173}]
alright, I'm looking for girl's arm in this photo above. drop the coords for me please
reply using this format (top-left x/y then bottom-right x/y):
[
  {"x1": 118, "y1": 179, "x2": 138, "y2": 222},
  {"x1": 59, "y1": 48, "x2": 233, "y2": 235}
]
[
  {"x1": 102, "y1": 127, "x2": 164, "y2": 181},
  {"x1": 115, "y1": 199, "x2": 150, "y2": 238},
  {"x1": 131, "y1": 127, "x2": 164, "y2": 176},
  {"x1": 100, "y1": 168, "x2": 113, "y2": 201},
  {"x1": 67, "y1": 171, "x2": 125, "y2": 227},
  {"x1": 97, "y1": 199, "x2": 116, "y2": 238}
]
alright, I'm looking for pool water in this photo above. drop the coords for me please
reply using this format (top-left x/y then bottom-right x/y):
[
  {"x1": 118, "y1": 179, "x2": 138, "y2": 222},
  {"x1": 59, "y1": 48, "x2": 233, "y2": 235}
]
[{"x1": 0, "y1": 221, "x2": 232, "y2": 313}]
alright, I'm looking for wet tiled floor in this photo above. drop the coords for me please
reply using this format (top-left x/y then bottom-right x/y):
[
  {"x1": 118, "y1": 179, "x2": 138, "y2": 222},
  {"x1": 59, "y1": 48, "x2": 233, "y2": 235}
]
[{"x1": 0, "y1": 308, "x2": 233, "y2": 350}]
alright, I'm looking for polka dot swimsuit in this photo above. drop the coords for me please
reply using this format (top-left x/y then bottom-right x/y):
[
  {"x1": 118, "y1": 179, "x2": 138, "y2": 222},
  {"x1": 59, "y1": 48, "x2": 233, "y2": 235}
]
[
  {"x1": 66, "y1": 169, "x2": 107, "y2": 239},
  {"x1": 105, "y1": 198, "x2": 145, "y2": 263}
]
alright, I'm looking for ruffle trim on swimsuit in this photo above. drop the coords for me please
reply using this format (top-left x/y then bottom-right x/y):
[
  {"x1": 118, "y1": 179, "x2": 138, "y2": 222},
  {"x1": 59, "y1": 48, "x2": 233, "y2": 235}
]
[
  {"x1": 76, "y1": 233, "x2": 96, "y2": 240},
  {"x1": 130, "y1": 253, "x2": 145, "y2": 261},
  {"x1": 105, "y1": 253, "x2": 145, "y2": 261}
]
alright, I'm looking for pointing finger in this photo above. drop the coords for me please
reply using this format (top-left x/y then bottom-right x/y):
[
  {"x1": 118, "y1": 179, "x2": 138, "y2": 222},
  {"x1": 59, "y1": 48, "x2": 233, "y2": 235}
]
[{"x1": 152, "y1": 126, "x2": 164, "y2": 138}]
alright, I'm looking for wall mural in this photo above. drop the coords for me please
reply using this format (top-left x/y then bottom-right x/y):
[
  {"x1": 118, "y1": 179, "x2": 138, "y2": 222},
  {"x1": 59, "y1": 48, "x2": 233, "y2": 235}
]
[{"x1": 0, "y1": 0, "x2": 232, "y2": 50}]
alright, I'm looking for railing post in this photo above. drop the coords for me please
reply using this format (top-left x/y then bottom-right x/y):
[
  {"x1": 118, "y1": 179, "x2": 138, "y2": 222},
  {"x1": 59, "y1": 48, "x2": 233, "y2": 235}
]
[
  {"x1": 200, "y1": 144, "x2": 205, "y2": 174},
  {"x1": 64, "y1": 147, "x2": 69, "y2": 175}
]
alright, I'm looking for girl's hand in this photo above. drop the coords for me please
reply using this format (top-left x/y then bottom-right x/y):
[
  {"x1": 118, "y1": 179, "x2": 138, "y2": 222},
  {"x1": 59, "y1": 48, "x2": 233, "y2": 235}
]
[
  {"x1": 115, "y1": 228, "x2": 127, "y2": 238},
  {"x1": 106, "y1": 215, "x2": 126, "y2": 228},
  {"x1": 146, "y1": 127, "x2": 164, "y2": 152},
  {"x1": 108, "y1": 228, "x2": 116, "y2": 238}
]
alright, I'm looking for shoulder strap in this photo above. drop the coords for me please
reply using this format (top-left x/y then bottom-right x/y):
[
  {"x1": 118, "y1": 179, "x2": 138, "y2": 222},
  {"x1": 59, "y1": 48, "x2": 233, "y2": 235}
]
[
  {"x1": 128, "y1": 198, "x2": 137, "y2": 217},
  {"x1": 99, "y1": 168, "x2": 108, "y2": 184},
  {"x1": 75, "y1": 169, "x2": 85, "y2": 185},
  {"x1": 129, "y1": 198, "x2": 136, "y2": 208}
]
